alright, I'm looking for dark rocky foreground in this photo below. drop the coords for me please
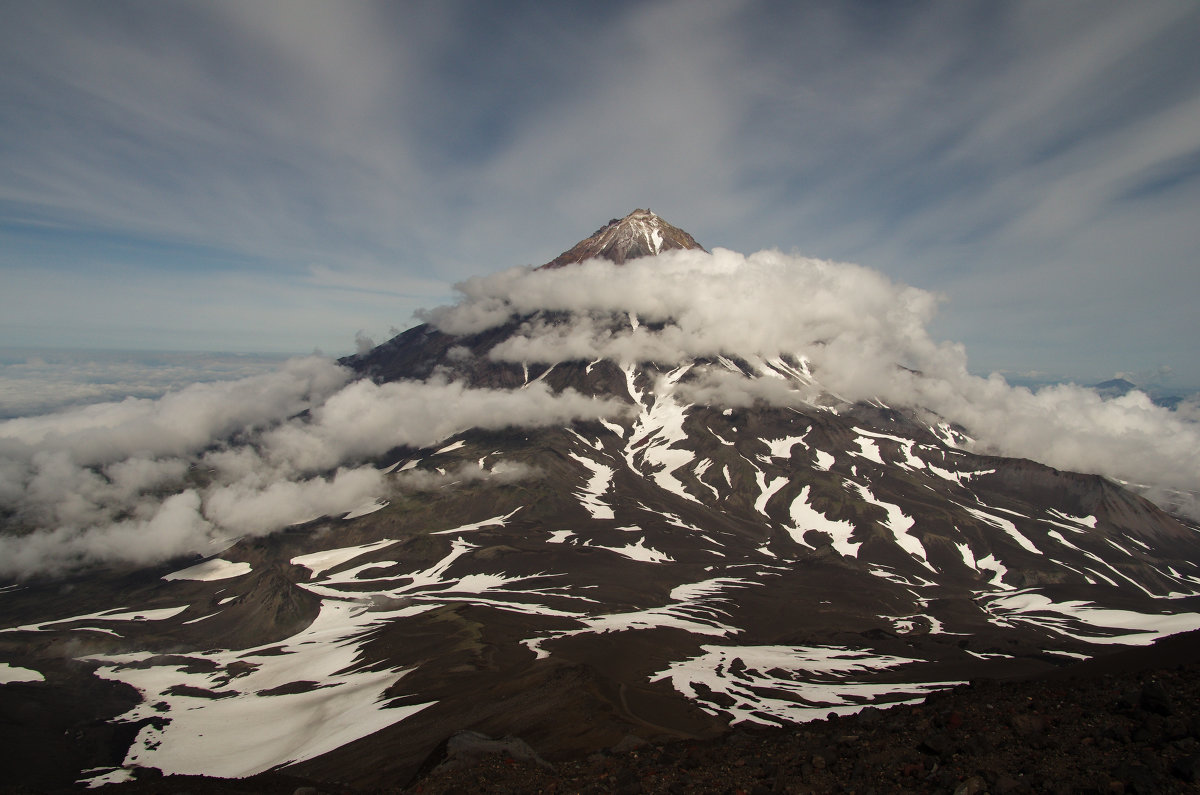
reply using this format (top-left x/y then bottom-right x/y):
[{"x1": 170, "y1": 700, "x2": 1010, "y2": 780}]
[
  {"x1": 407, "y1": 631, "x2": 1200, "y2": 795},
  {"x1": 24, "y1": 629, "x2": 1198, "y2": 795}
]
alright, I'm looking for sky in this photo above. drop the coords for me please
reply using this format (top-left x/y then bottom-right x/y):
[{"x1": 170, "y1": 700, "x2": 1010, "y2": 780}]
[{"x1": 2, "y1": 0, "x2": 1199, "y2": 389}]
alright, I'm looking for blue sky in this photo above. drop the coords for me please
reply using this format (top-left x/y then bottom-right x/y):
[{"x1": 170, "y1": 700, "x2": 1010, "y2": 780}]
[{"x1": 2, "y1": 1, "x2": 1199, "y2": 388}]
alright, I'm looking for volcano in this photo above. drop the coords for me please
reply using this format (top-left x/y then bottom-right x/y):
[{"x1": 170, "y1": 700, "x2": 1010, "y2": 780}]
[{"x1": 2, "y1": 210, "x2": 1200, "y2": 790}]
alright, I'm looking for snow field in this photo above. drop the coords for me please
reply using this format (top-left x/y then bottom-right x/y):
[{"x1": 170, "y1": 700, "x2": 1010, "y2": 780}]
[
  {"x1": 83, "y1": 596, "x2": 439, "y2": 781},
  {"x1": 163, "y1": 558, "x2": 252, "y2": 582},
  {"x1": 977, "y1": 588, "x2": 1200, "y2": 644},
  {"x1": 1, "y1": 605, "x2": 189, "y2": 634},
  {"x1": 652, "y1": 644, "x2": 961, "y2": 724},
  {"x1": 851, "y1": 483, "x2": 934, "y2": 572},
  {"x1": 0, "y1": 662, "x2": 44, "y2": 684},
  {"x1": 789, "y1": 485, "x2": 857, "y2": 556}
]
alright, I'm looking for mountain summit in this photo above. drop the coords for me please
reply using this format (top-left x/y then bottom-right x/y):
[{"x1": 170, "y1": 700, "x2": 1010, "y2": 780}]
[{"x1": 540, "y1": 208, "x2": 705, "y2": 269}]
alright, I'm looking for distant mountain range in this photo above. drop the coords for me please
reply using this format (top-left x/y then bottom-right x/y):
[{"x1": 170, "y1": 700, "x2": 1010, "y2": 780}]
[
  {"x1": 998, "y1": 373, "x2": 1194, "y2": 410},
  {"x1": 1087, "y1": 377, "x2": 1191, "y2": 410},
  {"x1": 2, "y1": 210, "x2": 1200, "y2": 790}
]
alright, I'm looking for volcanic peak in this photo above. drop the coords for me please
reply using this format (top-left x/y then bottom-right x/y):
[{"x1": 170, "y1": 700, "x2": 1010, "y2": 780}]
[{"x1": 540, "y1": 208, "x2": 705, "y2": 269}]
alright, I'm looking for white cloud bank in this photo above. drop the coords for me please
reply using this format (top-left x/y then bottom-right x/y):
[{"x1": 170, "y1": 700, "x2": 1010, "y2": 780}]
[
  {"x1": 0, "y1": 350, "x2": 292, "y2": 420},
  {"x1": 3, "y1": 245, "x2": 1197, "y2": 576},
  {"x1": 0, "y1": 358, "x2": 623, "y2": 577},
  {"x1": 425, "y1": 248, "x2": 1200, "y2": 518}
]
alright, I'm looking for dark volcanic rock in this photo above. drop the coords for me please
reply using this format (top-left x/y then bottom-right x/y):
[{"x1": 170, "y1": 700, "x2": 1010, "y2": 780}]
[{"x1": 406, "y1": 632, "x2": 1200, "y2": 795}]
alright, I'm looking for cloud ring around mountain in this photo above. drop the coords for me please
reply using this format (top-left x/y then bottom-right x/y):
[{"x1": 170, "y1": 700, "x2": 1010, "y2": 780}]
[
  {"x1": 2, "y1": 245, "x2": 1198, "y2": 577},
  {"x1": 424, "y1": 248, "x2": 1200, "y2": 519}
]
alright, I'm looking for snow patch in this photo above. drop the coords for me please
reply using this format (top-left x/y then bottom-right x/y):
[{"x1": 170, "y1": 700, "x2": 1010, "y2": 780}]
[
  {"x1": 342, "y1": 499, "x2": 388, "y2": 520},
  {"x1": 429, "y1": 509, "x2": 521, "y2": 535},
  {"x1": 962, "y1": 505, "x2": 1041, "y2": 555},
  {"x1": 812, "y1": 449, "x2": 835, "y2": 471},
  {"x1": 568, "y1": 449, "x2": 615, "y2": 520},
  {"x1": 978, "y1": 589, "x2": 1200, "y2": 645},
  {"x1": 0, "y1": 662, "x2": 44, "y2": 684},
  {"x1": 1, "y1": 605, "x2": 189, "y2": 634},
  {"x1": 290, "y1": 539, "x2": 399, "y2": 579},
  {"x1": 852, "y1": 484, "x2": 934, "y2": 572},
  {"x1": 789, "y1": 486, "x2": 855, "y2": 555},
  {"x1": 163, "y1": 558, "x2": 252, "y2": 582},
  {"x1": 652, "y1": 644, "x2": 961, "y2": 725}
]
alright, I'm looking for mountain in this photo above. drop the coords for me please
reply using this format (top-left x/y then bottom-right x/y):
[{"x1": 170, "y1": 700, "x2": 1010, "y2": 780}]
[
  {"x1": 1092, "y1": 378, "x2": 1138, "y2": 400},
  {"x1": 3, "y1": 210, "x2": 1200, "y2": 791},
  {"x1": 1089, "y1": 377, "x2": 1194, "y2": 411},
  {"x1": 539, "y1": 208, "x2": 704, "y2": 269}
]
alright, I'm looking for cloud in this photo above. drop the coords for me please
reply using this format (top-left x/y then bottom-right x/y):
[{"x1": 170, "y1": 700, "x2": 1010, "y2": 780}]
[
  {"x1": 203, "y1": 467, "x2": 387, "y2": 536},
  {"x1": 0, "y1": 350, "x2": 292, "y2": 420},
  {"x1": 424, "y1": 248, "x2": 949, "y2": 384},
  {"x1": 424, "y1": 247, "x2": 1200, "y2": 519},
  {"x1": 354, "y1": 331, "x2": 376, "y2": 355},
  {"x1": 393, "y1": 461, "x2": 543, "y2": 493},
  {"x1": 674, "y1": 369, "x2": 820, "y2": 409},
  {"x1": 0, "y1": 357, "x2": 625, "y2": 578},
  {"x1": 259, "y1": 377, "x2": 626, "y2": 474},
  {"x1": 0, "y1": 491, "x2": 216, "y2": 577},
  {"x1": 0, "y1": 356, "x2": 351, "y2": 466}
]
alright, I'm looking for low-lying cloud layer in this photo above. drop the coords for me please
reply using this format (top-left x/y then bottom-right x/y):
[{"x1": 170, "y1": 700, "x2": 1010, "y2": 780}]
[
  {"x1": 0, "y1": 350, "x2": 292, "y2": 420},
  {"x1": 3, "y1": 246, "x2": 1198, "y2": 576},
  {"x1": 426, "y1": 248, "x2": 1200, "y2": 518},
  {"x1": 0, "y1": 358, "x2": 623, "y2": 577}
]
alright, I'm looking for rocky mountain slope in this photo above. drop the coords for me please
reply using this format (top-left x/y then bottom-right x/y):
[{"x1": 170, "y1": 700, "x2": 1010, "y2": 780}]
[
  {"x1": 539, "y1": 208, "x2": 704, "y2": 269},
  {"x1": 2, "y1": 210, "x2": 1200, "y2": 791}
]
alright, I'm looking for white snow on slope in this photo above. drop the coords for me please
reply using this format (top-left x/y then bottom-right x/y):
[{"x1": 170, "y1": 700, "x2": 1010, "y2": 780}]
[
  {"x1": 523, "y1": 577, "x2": 759, "y2": 660},
  {"x1": 691, "y1": 459, "x2": 722, "y2": 501},
  {"x1": 343, "y1": 499, "x2": 389, "y2": 520},
  {"x1": 621, "y1": 364, "x2": 700, "y2": 503},
  {"x1": 542, "y1": 528, "x2": 673, "y2": 564},
  {"x1": 854, "y1": 437, "x2": 885, "y2": 465},
  {"x1": 1047, "y1": 509, "x2": 1098, "y2": 529},
  {"x1": 788, "y1": 486, "x2": 856, "y2": 556},
  {"x1": 767, "y1": 434, "x2": 809, "y2": 460},
  {"x1": 1, "y1": 605, "x2": 189, "y2": 634},
  {"x1": 753, "y1": 470, "x2": 788, "y2": 517},
  {"x1": 568, "y1": 448, "x2": 615, "y2": 520},
  {"x1": 78, "y1": 528, "x2": 623, "y2": 784},
  {"x1": 0, "y1": 662, "x2": 44, "y2": 684},
  {"x1": 430, "y1": 509, "x2": 522, "y2": 535},
  {"x1": 82, "y1": 598, "x2": 438, "y2": 781},
  {"x1": 290, "y1": 539, "x2": 399, "y2": 579},
  {"x1": 953, "y1": 539, "x2": 1012, "y2": 588},
  {"x1": 961, "y1": 505, "x2": 1041, "y2": 554},
  {"x1": 978, "y1": 589, "x2": 1200, "y2": 645},
  {"x1": 163, "y1": 558, "x2": 252, "y2": 582},
  {"x1": 586, "y1": 535, "x2": 674, "y2": 564},
  {"x1": 652, "y1": 644, "x2": 961, "y2": 724},
  {"x1": 851, "y1": 483, "x2": 935, "y2": 572}
]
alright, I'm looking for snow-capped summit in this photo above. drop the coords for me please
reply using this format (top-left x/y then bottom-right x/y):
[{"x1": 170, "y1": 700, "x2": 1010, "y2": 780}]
[{"x1": 539, "y1": 208, "x2": 705, "y2": 269}]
